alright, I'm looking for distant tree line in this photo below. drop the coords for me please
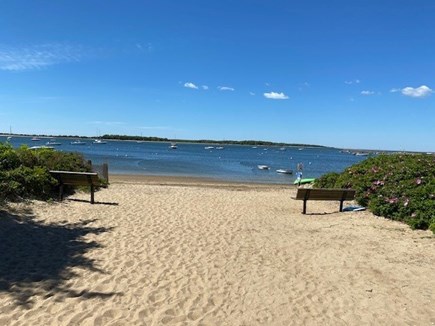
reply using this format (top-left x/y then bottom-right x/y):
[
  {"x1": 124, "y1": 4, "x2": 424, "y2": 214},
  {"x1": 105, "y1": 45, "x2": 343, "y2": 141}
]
[
  {"x1": 0, "y1": 132, "x2": 325, "y2": 148},
  {"x1": 101, "y1": 134, "x2": 325, "y2": 148}
]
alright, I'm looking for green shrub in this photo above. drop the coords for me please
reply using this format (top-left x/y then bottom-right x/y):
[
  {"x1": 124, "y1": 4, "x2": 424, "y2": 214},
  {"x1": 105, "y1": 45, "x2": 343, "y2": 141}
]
[
  {"x1": 0, "y1": 142, "x2": 93, "y2": 203},
  {"x1": 315, "y1": 154, "x2": 435, "y2": 233},
  {"x1": 430, "y1": 219, "x2": 435, "y2": 234}
]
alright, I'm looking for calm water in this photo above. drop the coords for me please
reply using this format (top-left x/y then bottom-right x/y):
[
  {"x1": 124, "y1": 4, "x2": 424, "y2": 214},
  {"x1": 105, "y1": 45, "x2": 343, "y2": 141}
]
[{"x1": 2, "y1": 136, "x2": 369, "y2": 184}]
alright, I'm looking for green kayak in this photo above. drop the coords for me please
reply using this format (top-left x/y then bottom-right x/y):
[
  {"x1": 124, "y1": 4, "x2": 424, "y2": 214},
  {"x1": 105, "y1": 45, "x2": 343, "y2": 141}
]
[{"x1": 294, "y1": 178, "x2": 315, "y2": 185}]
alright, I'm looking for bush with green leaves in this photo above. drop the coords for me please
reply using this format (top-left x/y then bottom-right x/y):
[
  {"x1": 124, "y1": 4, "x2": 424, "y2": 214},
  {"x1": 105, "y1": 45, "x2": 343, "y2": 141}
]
[
  {"x1": 314, "y1": 154, "x2": 435, "y2": 233},
  {"x1": 0, "y1": 142, "x2": 92, "y2": 202}
]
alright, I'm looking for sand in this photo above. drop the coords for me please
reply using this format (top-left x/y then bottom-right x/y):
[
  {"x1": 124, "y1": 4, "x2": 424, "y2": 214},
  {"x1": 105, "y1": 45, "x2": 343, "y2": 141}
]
[{"x1": 0, "y1": 175, "x2": 434, "y2": 325}]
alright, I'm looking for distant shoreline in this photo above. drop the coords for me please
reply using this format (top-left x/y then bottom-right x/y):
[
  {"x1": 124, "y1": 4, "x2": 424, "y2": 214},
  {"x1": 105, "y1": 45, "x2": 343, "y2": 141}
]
[
  {"x1": 1, "y1": 133, "x2": 433, "y2": 154},
  {"x1": 0, "y1": 133, "x2": 326, "y2": 149}
]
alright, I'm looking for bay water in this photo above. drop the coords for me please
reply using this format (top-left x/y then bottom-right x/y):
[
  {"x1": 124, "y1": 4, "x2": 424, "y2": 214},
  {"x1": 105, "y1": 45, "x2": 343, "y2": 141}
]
[{"x1": 3, "y1": 136, "x2": 369, "y2": 184}]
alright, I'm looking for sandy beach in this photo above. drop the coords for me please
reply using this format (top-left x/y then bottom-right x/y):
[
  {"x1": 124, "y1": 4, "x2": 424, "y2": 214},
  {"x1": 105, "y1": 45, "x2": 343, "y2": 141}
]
[{"x1": 0, "y1": 175, "x2": 434, "y2": 325}]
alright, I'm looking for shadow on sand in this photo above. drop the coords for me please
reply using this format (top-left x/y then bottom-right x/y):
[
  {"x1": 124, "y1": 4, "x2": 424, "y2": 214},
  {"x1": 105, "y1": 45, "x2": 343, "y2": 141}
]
[
  {"x1": 67, "y1": 198, "x2": 119, "y2": 206},
  {"x1": 0, "y1": 207, "x2": 120, "y2": 307}
]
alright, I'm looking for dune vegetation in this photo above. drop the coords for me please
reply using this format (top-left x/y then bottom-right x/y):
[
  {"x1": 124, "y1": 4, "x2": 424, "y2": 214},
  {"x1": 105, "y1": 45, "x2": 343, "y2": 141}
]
[
  {"x1": 315, "y1": 154, "x2": 435, "y2": 233},
  {"x1": 0, "y1": 143, "x2": 92, "y2": 203}
]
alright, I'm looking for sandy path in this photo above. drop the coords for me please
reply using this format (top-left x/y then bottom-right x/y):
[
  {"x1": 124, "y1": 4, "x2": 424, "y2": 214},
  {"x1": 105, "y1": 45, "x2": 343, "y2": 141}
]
[{"x1": 0, "y1": 178, "x2": 434, "y2": 325}]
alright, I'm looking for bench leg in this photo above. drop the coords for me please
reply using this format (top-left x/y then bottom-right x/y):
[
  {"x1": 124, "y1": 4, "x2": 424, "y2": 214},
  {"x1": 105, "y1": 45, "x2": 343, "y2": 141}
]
[
  {"x1": 339, "y1": 200, "x2": 344, "y2": 212},
  {"x1": 303, "y1": 199, "x2": 307, "y2": 214},
  {"x1": 90, "y1": 185, "x2": 95, "y2": 204},
  {"x1": 59, "y1": 184, "x2": 64, "y2": 201}
]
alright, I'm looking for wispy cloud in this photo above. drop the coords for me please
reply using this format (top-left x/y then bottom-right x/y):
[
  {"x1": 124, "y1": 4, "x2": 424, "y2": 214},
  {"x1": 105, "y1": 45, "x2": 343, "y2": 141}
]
[
  {"x1": 249, "y1": 92, "x2": 255, "y2": 96},
  {"x1": 264, "y1": 92, "x2": 289, "y2": 100},
  {"x1": 218, "y1": 86, "x2": 235, "y2": 91},
  {"x1": 361, "y1": 90, "x2": 375, "y2": 95},
  {"x1": 345, "y1": 79, "x2": 360, "y2": 85},
  {"x1": 135, "y1": 42, "x2": 153, "y2": 53},
  {"x1": 0, "y1": 43, "x2": 83, "y2": 71},
  {"x1": 399, "y1": 85, "x2": 433, "y2": 98},
  {"x1": 201, "y1": 85, "x2": 209, "y2": 90},
  {"x1": 184, "y1": 82, "x2": 198, "y2": 89}
]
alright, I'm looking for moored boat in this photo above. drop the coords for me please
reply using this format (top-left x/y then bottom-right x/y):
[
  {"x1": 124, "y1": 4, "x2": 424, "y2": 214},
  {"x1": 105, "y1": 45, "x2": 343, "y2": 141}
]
[
  {"x1": 71, "y1": 140, "x2": 86, "y2": 145},
  {"x1": 276, "y1": 169, "x2": 293, "y2": 174},
  {"x1": 93, "y1": 139, "x2": 107, "y2": 144}
]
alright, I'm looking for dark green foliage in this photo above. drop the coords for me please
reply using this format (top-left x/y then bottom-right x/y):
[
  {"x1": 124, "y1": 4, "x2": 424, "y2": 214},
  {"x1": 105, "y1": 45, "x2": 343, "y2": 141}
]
[
  {"x1": 314, "y1": 154, "x2": 435, "y2": 233},
  {"x1": 0, "y1": 143, "x2": 92, "y2": 202},
  {"x1": 101, "y1": 134, "x2": 324, "y2": 148},
  {"x1": 313, "y1": 172, "x2": 340, "y2": 189}
]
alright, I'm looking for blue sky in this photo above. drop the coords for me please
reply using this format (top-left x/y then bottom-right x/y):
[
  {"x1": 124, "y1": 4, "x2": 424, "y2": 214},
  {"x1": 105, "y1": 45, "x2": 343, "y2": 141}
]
[{"x1": 0, "y1": 1, "x2": 434, "y2": 151}]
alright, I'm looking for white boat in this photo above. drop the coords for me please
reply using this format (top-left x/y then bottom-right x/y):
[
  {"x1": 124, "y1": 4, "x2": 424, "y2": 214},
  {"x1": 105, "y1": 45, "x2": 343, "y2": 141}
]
[
  {"x1": 257, "y1": 165, "x2": 270, "y2": 170},
  {"x1": 276, "y1": 169, "x2": 293, "y2": 174},
  {"x1": 204, "y1": 146, "x2": 214, "y2": 150},
  {"x1": 216, "y1": 146, "x2": 224, "y2": 150},
  {"x1": 279, "y1": 147, "x2": 286, "y2": 151},
  {"x1": 93, "y1": 139, "x2": 107, "y2": 144},
  {"x1": 70, "y1": 140, "x2": 86, "y2": 145},
  {"x1": 46, "y1": 141, "x2": 62, "y2": 146},
  {"x1": 31, "y1": 137, "x2": 41, "y2": 141},
  {"x1": 30, "y1": 145, "x2": 54, "y2": 150},
  {"x1": 169, "y1": 143, "x2": 177, "y2": 149},
  {"x1": 6, "y1": 136, "x2": 12, "y2": 141},
  {"x1": 355, "y1": 152, "x2": 369, "y2": 156}
]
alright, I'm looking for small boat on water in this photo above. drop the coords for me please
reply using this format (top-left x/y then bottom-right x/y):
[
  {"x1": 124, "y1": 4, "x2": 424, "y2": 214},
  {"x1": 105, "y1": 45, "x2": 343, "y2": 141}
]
[
  {"x1": 71, "y1": 140, "x2": 86, "y2": 145},
  {"x1": 354, "y1": 152, "x2": 369, "y2": 156},
  {"x1": 31, "y1": 137, "x2": 41, "y2": 141},
  {"x1": 46, "y1": 141, "x2": 62, "y2": 146},
  {"x1": 93, "y1": 139, "x2": 107, "y2": 144},
  {"x1": 276, "y1": 169, "x2": 293, "y2": 174},
  {"x1": 257, "y1": 165, "x2": 270, "y2": 170},
  {"x1": 169, "y1": 143, "x2": 177, "y2": 149},
  {"x1": 204, "y1": 146, "x2": 214, "y2": 150},
  {"x1": 30, "y1": 145, "x2": 54, "y2": 150},
  {"x1": 216, "y1": 146, "x2": 224, "y2": 150}
]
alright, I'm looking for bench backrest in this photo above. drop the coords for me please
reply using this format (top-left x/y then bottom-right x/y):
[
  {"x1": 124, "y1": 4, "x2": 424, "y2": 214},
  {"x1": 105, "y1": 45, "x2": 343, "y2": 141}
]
[
  {"x1": 50, "y1": 171, "x2": 99, "y2": 186},
  {"x1": 296, "y1": 188, "x2": 356, "y2": 201}
]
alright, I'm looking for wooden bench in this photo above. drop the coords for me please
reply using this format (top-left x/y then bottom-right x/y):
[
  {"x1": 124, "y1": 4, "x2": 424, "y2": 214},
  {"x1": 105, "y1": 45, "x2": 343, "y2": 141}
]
[
  {"x1": 293, "y1": 188, "x2": 356, "y2": 214},
  {"x1": 50, "y1": 170, "x2": 100, "y2": 204}
]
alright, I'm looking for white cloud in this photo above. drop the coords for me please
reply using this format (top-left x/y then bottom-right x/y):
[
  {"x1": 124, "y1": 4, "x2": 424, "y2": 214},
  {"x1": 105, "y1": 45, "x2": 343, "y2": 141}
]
[
  {"x1": 263, "y1": 92, "x2": 289, "y2": 100},
  {"x1": 249, "y1": 92, "x2": 255, "y2": 96},
  {"x1": 401, "y1": 85, "x2": 433, "y2": 98},
  {"x1": 345, "y1": 79, "x2": 360, "y2": 85},
  {"x1": 184, "y1": 82, "x2": 198, "y2": 89},
  {"x1": 0, "y1": 43, "x2": 82, "y2": 71},
  {"x1": 390, "y1": 88, "x2": 401, "y2": 93},
  {"x1": 218, "y1": 86, "x2": 235, "y2": 91},
  {"x1": 361, "y1": 90, "x2": 375, "y2": 95},
  {"x1": 136, "y1": 42, "x2": 153, "y2": 53},
  {"x1": 201, "y1": 85, "x2": 209, "y2": 90}
]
